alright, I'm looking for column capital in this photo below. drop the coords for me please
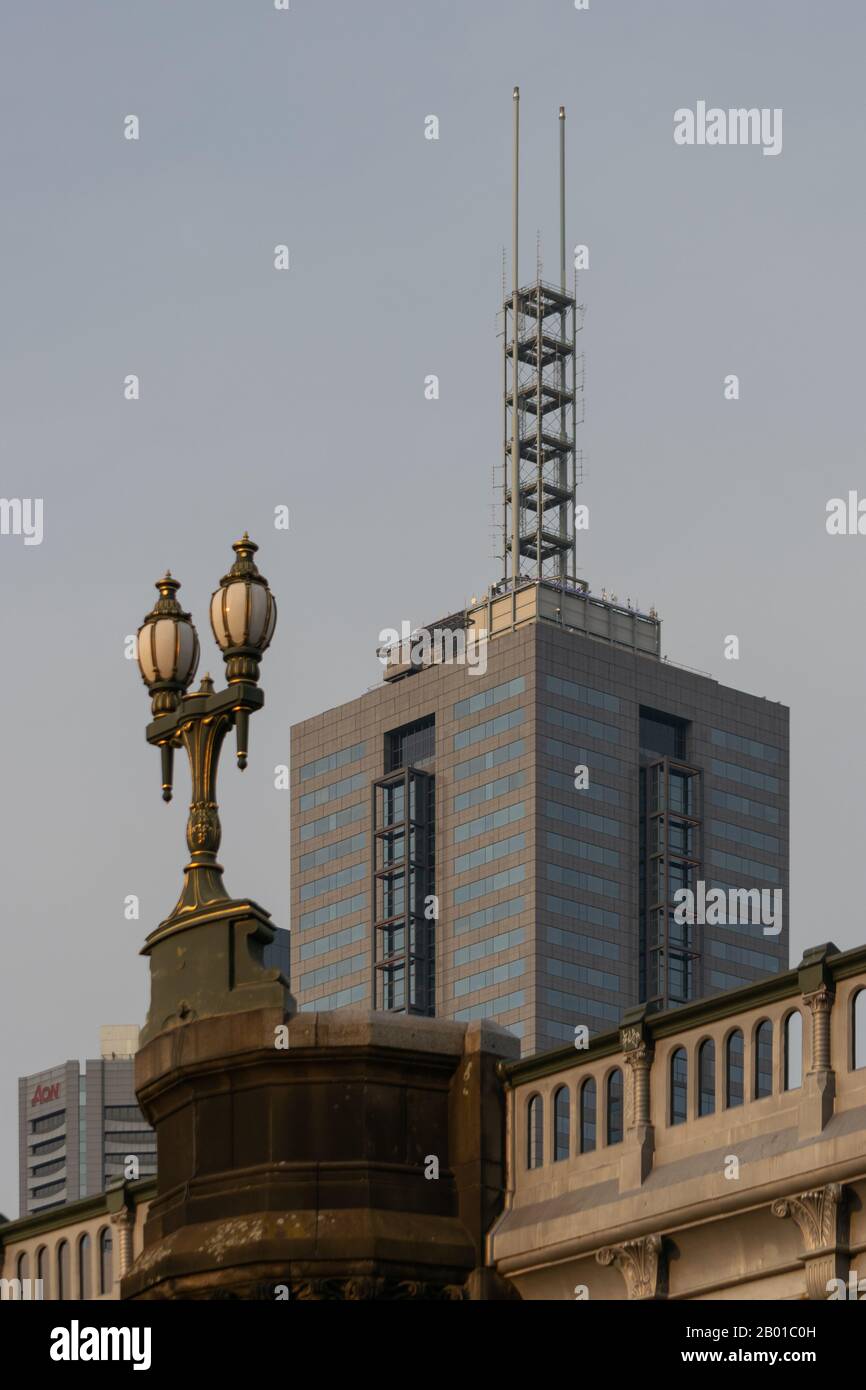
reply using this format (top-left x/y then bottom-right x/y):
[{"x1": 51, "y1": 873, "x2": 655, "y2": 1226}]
[
  {"x1": 797, "y1": 942, "x2": 839, "y2": 1000},
  {"x1": 771, "y1": 1183, "x2": 844, "y2": 1251},
  {"x1": 596, "y1": 1234, "x2": 665, "y2": 1300},
  {"x1": 803, "y1": 983, "x2": 834, "y2": 1013},
  {"x1": 620, "y1": 1006, "x2": 654, "y2": 1060},
  {"x1": 771, "y1": 1184, "x2": 848, "y2": 1299},
  {"x1": 623, "y1": 1042, "x2": 652, "y2": 1069}
]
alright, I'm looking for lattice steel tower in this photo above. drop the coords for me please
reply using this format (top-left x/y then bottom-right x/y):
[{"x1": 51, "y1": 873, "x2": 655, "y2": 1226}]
[{"x1": 503, "y1": 90, "x2": 584, "y2": 588}]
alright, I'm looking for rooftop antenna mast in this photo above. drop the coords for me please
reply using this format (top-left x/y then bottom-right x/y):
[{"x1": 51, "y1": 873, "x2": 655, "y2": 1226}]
[
  {"x1": 509, "y1": 86, "x2": 521, "y2": 590},
  {"x1": 559, "y1": 106, "x2": 566, "y2": 293},
  {"x1": 502, "y1": 92, "x2": 581, "y2": 591},
  {"x1": 559, "y1": 105, "x2": 573, "y2": 586}
]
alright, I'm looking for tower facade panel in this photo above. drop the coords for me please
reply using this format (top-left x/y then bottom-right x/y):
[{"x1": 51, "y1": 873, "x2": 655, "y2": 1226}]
[{"x1": 290, "y1": 609, "x2": 789, "y2": 1056}]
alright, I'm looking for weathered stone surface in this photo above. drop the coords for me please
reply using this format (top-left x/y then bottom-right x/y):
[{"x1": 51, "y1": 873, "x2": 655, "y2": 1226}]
[{"x1": 123, "y1": 1008, "x2": 520, "y2": 1301}]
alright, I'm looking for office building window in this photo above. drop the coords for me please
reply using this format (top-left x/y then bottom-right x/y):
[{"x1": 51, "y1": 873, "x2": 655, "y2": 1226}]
[
  {"x1": 643, "y1": 753, "x2": 701, "y2": 1011},
  {"x1": 31, "y1": 1136, "x2": 65, "y2": 1157},
  {"x1": 453, "y1": 989, "x2": 524, "y2": 1022},
  {"x1": 299, "y1": 892, "x2": 366, "y2": 934},
  {"x1": 712, "y1": 758, "x2": 779, "y2": 796},
  {"x1": 709, "y1": 787, "x2": 779, "y2": 824},
  {"x1": 640, "y1": 709, "x2": 686, "y2": 760},
  {"x1": 300, "y1": 860, "x2": 365, "y2": 904},
  {"x1": 545, "y1": 673, "x2": 620, "y2": 714},
  {"x1": 454, "y1": 676, "x2": 525, "y2": 721},
  {"x1": 454, "y1": 863, "x2": 525, "y2": 906},
  {"x1": 30, "y1": 1110, "x2": 65, "y2": 1135},
  {"x1": 372, "y1": 766, "x2": 435, "y2": 1015},
  {"x1": 31, "y1": 1179, "x2": 65, "y2": 1199},
  {"x1": 386, "y1": 715, "x2": 435, "y2": 771},
  {"x1": 300, "y1": 831, "x2": 366, "y2": 872},
  {"x1": 711, "y1": 728, "x2": 781, "y2": 765},
  {"x1": 31, "y1": 1159, "x2": 65, "y2": 1179},
  {"x1": 454, "y1": 800, "x2": 525, "y2": 844},
  {"x1": 300, "y1": 800, "x2": 364, "y2": 843},
  {"x1": 454, "y1": 707, "x2": 524, "y2": 752},
  {"x1": 299, "y1": 741, "x2": 365, "y2": 783}
]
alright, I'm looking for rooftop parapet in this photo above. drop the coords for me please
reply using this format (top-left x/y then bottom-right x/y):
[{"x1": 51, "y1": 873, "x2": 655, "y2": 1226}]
[{"x1": 377, "y1": 578, "x2": 661, "y2": 682}]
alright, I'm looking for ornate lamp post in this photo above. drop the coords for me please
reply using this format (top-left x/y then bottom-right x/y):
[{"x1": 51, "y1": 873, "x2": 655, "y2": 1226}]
[{"x1": 135, "y1": 535, "x2": 292, "y2": 1044}]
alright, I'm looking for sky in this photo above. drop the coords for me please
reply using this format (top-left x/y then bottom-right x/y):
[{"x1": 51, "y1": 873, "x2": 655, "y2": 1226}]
[{"x1": 1, "y1": 0, "x2": 865, "y2": 1216}]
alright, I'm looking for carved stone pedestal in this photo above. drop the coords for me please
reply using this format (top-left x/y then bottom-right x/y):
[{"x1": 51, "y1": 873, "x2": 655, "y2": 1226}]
[{"x1": 122, "y1": 1009, "x2": 520, "y2": 1301}]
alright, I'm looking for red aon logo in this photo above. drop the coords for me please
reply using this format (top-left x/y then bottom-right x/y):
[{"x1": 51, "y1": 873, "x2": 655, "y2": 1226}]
[{"x1": 31, "y1": 1082, "x2": 60, "y2": 1106}]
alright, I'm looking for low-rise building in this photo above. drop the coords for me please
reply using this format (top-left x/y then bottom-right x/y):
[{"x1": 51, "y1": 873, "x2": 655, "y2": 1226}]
[
  {"x1": 0, "y1": 1179, "x2": 154, "y2": 1300},
  {"x1": 489, "y1": 941, "x2": 866, "y2": 1299}
]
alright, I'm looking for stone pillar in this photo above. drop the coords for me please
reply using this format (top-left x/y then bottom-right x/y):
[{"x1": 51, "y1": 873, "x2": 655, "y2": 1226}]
[
  {"x1": 628, "y1": 1046, "x2": 652, "y2": 1126},
  {"x1": 620, "y1": 1009, "x2": 654, "y2": 1187},
  {"x1": 596, "y1": 1234, "x2": 665, "y2": 1300},
  {"x1": 798, "y1": 943, "x2": 839, "y2": 1138},
  {"x1": 771, "y1": 1184, "x2": 848, "y2": 1299},
  {"x1": 806, "y1": 986, "x2": 832, "y2": 1071},
  {"x1": 109, "y1": 1209, "x2": 134, "y2": 1281}
]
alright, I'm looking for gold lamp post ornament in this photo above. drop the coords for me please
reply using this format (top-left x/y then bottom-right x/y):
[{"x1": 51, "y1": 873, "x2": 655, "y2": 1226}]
[
  {"x1": 137, "y1": 573, "x2": 200, "y2": 798},
  {"x1": 210, "y1": 533, "x2": 277, "y2": 768},
  {"x1": 134, "y1": 535, "x2": 291, "y2": 1042},
  {"x1": 136, "y1": 535, "x2": 277, "y2": 934}
]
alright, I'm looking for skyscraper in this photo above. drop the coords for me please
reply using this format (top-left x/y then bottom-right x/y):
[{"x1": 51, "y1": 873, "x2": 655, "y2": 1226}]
[
  {"x1": 18, "y1": 1027, "x2": 156, "y2": 1218},
  {"x1": 289, "y1": 96, "x2": 789, "y2": 1054}
]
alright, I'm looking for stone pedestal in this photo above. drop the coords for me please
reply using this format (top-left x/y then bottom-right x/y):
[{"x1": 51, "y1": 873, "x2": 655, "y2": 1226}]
[
  {"x1": 122, "y1": 1008, "x2": 520, "y2": 1301},
  {"x1": 140, "y1": 899, "x2": 292, "y2": 1046}
]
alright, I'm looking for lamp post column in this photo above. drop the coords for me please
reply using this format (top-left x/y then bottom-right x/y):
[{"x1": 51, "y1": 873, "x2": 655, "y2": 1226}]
[{"x1": 134, "y1": 536, "x2": 293, "y2": 1043}]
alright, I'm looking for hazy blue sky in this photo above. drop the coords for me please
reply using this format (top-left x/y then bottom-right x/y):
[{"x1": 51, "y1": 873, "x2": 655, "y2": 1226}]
[{"x1": 2, "y1": 0, "x2": 865, "y2": 1215}]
